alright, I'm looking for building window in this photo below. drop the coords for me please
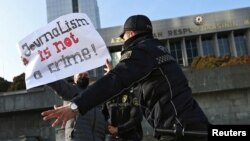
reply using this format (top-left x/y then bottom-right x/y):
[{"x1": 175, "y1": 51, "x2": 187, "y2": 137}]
[
  {"x1": 218, "y1": 35, "x2": 230, "y2": 56},
  {"x1": 202, "y1": 36, "x2": 214, "y2": 56},
  {"x1": 234, "y1": 32, "x2": 247, "y2": 56},
  {"x1": 185, "y1": 38, "x2": 198, "y2": 65},
  {"x1": 169, "y1": 40, "x2": 183, "y2": 65}
]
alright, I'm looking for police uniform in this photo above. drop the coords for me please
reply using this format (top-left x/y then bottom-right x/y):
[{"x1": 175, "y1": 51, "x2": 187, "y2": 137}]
[
  {"x1": 72, "y1": 15, "x2": 209, "y2": 141},
  {"x1": 102, "y1": 90, "x2": 143, "y2": 141}
]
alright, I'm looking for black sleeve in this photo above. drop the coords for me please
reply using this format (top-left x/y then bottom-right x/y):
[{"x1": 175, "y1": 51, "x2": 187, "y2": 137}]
[
  {"x1": 72, "y1": 47, "x2": 155, "y2": 115},
  {"x1": 47, "y1": 80, "x2": 81, "y2": 101},
  {"x1": 117, "y1": 105, "x2": 143, "y2": 134}
]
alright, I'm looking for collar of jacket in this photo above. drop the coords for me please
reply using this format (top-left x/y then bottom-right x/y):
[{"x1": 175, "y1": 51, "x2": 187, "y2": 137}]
[{"x1": 122, "y1": 32, "x2": 153, "y2": 52}]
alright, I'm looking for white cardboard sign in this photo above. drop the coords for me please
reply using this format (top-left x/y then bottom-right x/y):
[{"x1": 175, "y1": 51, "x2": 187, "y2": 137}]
[{"x1": 17, "y1": 13, "x2": 111, "y2": 89}]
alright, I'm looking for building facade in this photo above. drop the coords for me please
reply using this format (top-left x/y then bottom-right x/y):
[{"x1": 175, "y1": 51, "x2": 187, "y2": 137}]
[
  {"x1": 98, "y1": 7, "x2": 250, "y2": 67},
  {"x1": 46, "y1": 0, "x2": 103, "y2": 78}
]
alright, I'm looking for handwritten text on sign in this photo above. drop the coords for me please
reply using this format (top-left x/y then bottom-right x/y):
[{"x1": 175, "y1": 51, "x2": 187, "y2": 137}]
[{"x1": 17, "y1": 13, "x2": 111, "y2": 89}]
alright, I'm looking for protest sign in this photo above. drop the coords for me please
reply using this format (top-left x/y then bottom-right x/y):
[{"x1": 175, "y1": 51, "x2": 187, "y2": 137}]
[{"x1": 17, "y1": 13, "x2": 111, "y2": 89}]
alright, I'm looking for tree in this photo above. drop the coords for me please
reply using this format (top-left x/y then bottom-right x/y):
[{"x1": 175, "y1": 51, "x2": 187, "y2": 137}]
[
  {"x1": 0, "y1": 77, "x2": 12, "y2": 92},
  {"x1": 8, "y1": 73, "x2": 26, "y2": 91}
]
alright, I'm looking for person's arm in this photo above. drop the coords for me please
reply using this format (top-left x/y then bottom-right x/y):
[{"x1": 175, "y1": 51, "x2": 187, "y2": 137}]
[
  {"x1": 47, "y1": 80, "x2": 81, "y2": 101},
  {"x1": 73, "y1": 47, "x2": 155, "y2": 115},
  {"x1": 42, "y1": 47, "x2": 155, "y2": 128}
]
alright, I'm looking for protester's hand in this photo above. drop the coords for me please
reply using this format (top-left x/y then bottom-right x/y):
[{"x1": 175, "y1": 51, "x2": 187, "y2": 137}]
[
  {"x1": 107, "y1": 125, "x2": 118, "y2": 135},
  {"x1": 104, "y1": 59, "x2": 113, "y2": 75},
  {"x1": 41, "y1": 104, "x2": 76, "y2": 128},
  {"x1": 21, "y1": 57, "x2": 29, "y2": 66}
]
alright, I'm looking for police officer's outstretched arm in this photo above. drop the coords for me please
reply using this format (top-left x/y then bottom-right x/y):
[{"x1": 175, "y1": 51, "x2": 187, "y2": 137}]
[
  {"x1": 72, "y1": 47, "x2": 155, "y2": 115},
  {"x1": 42, "y1": 46, "x2": 155, "y2": 128}
]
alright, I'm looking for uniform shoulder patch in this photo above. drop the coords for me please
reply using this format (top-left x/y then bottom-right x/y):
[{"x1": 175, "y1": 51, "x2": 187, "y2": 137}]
[{"x1": 120, "y1": 51, "x2": 132, "y2": 61}]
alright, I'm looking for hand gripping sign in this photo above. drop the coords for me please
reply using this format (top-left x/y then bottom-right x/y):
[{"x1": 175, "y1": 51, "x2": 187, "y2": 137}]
[{"x1": 17, "y1": 13, "x2": 111, "y2": 89}]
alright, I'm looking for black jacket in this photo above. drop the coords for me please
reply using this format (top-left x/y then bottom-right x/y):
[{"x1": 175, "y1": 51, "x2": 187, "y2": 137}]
[
  {"x1": 73, "y1": 33, "x2": 208, "y2": 134},
  {"x1": 102, "y1": 91, "x2": 143, "y2": 140}
]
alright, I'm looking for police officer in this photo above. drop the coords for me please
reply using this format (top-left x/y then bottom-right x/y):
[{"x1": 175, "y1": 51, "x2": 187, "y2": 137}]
[
  {"x1": 42, "y1": 15, "x2": 209, "y2": 141},
  {"x1": 102, "y1": 89, "x2": 143, "y2": 141}
]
